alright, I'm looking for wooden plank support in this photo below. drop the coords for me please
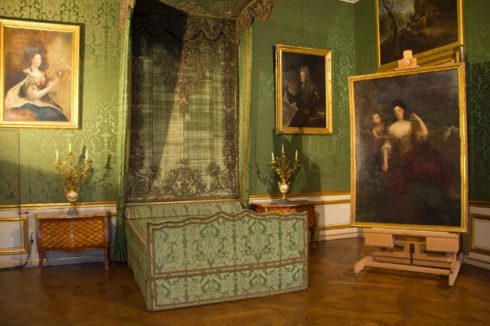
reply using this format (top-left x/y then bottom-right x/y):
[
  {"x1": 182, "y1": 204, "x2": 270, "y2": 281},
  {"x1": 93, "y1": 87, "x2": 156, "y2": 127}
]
[{"x1": 354, "y1": 228, "x2": 462, "y2": 286}]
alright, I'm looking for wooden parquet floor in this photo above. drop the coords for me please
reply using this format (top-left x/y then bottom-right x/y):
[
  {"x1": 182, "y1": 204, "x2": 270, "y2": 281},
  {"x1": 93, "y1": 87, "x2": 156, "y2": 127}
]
[{"x1": 0, "y1": 238, "x2": 489, "y2": 325}]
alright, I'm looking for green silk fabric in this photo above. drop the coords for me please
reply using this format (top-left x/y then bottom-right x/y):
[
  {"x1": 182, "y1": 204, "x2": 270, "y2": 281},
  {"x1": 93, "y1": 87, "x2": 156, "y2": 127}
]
[
  {"x1": 126, "y1": 210, "x2": 308, "y2": 310},
  {"x1": 113, "y1": 6, "x2": 133, "y2": 262}
]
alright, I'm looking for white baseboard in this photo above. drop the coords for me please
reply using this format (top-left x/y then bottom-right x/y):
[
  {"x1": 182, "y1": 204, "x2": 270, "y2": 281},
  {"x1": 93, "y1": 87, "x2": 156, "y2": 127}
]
[
  {"x1": 464, "y1": 252, "x2": 490, "y2": 271},
  {"x1": 317, "y1": 227, "x2": 359, "y2": 241}
]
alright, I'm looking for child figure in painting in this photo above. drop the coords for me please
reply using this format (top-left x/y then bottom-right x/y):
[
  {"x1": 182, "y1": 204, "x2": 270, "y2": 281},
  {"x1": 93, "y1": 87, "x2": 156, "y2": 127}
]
[
  {"x1": 369, "y1": 112, "x2": 389, "y2": 171},
  {"x1": 371, "y1": 112, "x2": 388, "y2": 147},
  {"x1": 371, "y1": 112, "x2": 386, "y2": 137}
]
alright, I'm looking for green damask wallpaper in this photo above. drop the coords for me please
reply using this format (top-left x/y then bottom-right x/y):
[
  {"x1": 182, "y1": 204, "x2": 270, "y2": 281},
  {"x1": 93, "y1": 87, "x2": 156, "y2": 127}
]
[
  {"x1": 464, "y1": 0, "x2": 490, "y2": 201},
  {"x1": 0, "y1": 0, "x2": 121, "y2": 204},
  {"x1": 249, "y1": 0, "x2": 355, "y2": 196},
  {"x1": 354, "y1": 0, "x2": 376, "y2": 75}
]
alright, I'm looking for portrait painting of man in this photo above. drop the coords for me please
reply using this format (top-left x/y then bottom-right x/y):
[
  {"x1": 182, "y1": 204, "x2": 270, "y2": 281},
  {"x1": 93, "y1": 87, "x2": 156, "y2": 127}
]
[{"x1": 275, "y1": 44, "x2": 332, "y2": 134}]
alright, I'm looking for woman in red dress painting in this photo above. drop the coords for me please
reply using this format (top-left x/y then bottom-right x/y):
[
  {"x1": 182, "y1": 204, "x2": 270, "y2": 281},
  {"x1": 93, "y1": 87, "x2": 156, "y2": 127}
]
[{"x1": 381, "y1": 99, "x2": 452, "y2": 196}]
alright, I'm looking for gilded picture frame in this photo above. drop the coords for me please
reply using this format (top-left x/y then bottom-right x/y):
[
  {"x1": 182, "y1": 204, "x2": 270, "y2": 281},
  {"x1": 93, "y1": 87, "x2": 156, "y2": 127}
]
[
  {"x1": 376, "y1": 0, "x2": 463, "y2": 71},
  {"x1": 275, "y1": 44, "x2": 332, "y2": 134},
  {"x1": 349, "y1": 63, "x2": 467, "y2": 232},
  {"x1": 0, "y1": 19, "x2": 80, "y2": 128}
]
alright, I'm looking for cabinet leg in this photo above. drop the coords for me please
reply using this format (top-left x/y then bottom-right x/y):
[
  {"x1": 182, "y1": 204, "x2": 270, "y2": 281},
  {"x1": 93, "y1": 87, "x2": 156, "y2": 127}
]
[
  {"x1": 104, "y1": 247, "x2": 110, "y2": 270},
  {"x1": 310, "y1": 228, "x2": 316, "y2": 248},
  {"x1": 38, "y1": 251, "x2": 44, "y2": 267}
]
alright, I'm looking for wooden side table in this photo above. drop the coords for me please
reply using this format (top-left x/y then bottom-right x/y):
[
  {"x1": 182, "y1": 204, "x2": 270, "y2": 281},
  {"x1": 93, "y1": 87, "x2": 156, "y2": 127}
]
[
  {"x1": 251, "y1": 201, "x2": 317, "y2": 247},
  {"x1": 35, "y1": 211, "x2": 111, "y2": 269}
]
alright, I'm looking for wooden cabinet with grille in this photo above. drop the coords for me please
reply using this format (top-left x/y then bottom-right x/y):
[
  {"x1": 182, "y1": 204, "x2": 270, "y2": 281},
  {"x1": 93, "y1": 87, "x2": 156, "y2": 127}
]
[{"x1": 35, "y1": 211, "x2": 110, "y2": 269}]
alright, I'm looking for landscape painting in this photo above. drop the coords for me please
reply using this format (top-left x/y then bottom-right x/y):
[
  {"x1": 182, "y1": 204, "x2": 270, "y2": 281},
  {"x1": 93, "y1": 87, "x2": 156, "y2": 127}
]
[{"x1": 377, "y1": 0, "x2": 462, "y2": 68}]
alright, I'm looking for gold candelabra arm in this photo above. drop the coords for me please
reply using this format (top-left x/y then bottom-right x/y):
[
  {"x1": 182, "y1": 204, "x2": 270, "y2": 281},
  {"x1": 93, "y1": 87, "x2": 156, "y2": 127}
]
[
  {"x1": 271, "y1": 151, "x2": 301, "y2": 184},
  {"x1": 55, "y1": 151, "x2": 92, "y2": 190}
]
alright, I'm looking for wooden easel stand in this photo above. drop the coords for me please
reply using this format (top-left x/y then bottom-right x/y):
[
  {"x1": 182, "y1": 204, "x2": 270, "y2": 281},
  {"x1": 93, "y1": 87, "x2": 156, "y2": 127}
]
[{"x1": 354, "y1": 228, "x2": 463, "y2": 286}]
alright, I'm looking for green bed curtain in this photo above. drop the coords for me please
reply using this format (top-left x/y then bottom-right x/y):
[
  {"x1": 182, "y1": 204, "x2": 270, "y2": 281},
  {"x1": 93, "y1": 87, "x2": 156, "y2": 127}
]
[
  {"x1": 238, "y1": 26, "x2": 253, "y2": 207},
  {"x1": 126, "y1": 8, "x2": 239, "y2": 202},
  {"x1": 113, "y1": 3, "x2": 133, "y2": 262}
]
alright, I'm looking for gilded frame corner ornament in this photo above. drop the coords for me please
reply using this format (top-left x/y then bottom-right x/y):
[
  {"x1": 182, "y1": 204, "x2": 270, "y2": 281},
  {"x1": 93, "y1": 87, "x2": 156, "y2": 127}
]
[
  {"x1": 0, "y1": 19, "x2": 80, "y2": 129},
  {"x1": 275, "y1": 44, "x2": 332, "y2": 135},
  {"x1": 348, "y1": 63, "x2": 468, "y2": 233},
  {"x1": 375, "y1": 0, "x2": 463, "y2": 71}
]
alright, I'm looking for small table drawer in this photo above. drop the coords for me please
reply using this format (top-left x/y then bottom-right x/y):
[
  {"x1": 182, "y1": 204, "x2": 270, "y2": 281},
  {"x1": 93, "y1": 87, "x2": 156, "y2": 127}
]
[{"x1": 36, "y1": 212, "x2": 110, "y2": 269}]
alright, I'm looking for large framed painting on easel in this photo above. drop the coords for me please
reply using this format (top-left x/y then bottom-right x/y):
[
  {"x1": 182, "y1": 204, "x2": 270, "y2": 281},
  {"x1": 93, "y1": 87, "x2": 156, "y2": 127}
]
[{"x1": 349, "y1": 63, "x2": 467, "y2": 232}]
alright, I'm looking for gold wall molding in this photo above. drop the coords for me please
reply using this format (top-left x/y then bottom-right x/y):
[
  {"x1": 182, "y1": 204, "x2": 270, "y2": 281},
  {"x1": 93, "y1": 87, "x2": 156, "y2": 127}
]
[
  {"x1": 0, "y1": 201, "x2": 116, "y2": 212},
  {"x1": 0, "y1": 216, "x2": 28, "y2": 256},
  {"x1": 469, "y1": 200, "x2": 490, "y2": 208},
  {"x1": 311, "y1": 199, "x2": 351, "y2": 206},
  {"x1": 249, "y1": 191, "x2": 350, "y2": 201}
]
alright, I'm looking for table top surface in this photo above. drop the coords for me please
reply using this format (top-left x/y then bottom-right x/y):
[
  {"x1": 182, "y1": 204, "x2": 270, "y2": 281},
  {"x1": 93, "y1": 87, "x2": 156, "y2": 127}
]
[{"x1": 35, "y1": 210, "x2": 110, "y2": 220}]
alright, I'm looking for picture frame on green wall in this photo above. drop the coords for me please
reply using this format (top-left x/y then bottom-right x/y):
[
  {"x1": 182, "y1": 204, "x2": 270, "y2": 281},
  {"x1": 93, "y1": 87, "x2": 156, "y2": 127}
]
[
  {"x1": 348, "y1": 63, "x2": 467, "y2": 232},
  {"x1": 376, "y1": 0, "x2": 463, "y2": 71},
  {"x1": 275, "y1": 44, "x2": 332, "y2": 135},
  {"x1": 0, "y1": 19, "x2": 80, "y2": 129}
]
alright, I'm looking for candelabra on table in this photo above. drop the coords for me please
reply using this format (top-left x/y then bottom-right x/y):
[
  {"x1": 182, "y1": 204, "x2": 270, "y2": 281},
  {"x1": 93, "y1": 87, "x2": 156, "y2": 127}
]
[
  {"x1": 271, "y1": 145, "x2": 301, "y2": 200},
  {"x1": 54, "y1": 145, "x2": 91, "y2": 213}
]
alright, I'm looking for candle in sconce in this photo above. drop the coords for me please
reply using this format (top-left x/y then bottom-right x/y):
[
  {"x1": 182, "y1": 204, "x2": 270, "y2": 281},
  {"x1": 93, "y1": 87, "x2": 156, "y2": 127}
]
[
  {"x1": 281, "y1": 144, "x2": 285, "y2": 153},
  {"x1": 272, "y1": 152, "x2": 275, "y2": 161},
  {"x1": 56, "y1": 150, "x2": 59, "y2": 161},
  {"x1": 68, "y1": 143, "x2": 72, "y2": 153},
  {"x1": 85, "y1": 149, "x2": 89, "y2": 160},
  {"x1": 295, "y1": 150, "x2": 298, "y2": 160}
]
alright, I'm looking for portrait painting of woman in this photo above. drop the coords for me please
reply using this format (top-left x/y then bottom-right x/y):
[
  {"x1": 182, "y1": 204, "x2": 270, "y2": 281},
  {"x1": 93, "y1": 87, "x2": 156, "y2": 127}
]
[
  {"x1": 0, "y1": 19, "x2": 80, "y2": 128},
  {"x1": 349, "y1": 64, "x2": 467, "y2": 232}
]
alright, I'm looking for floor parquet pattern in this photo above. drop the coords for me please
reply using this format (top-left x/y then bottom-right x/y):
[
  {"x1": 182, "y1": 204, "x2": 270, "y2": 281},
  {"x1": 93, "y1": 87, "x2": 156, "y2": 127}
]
[{"x1": 0, "y1": 238, "x2": 489, "y2": 325}]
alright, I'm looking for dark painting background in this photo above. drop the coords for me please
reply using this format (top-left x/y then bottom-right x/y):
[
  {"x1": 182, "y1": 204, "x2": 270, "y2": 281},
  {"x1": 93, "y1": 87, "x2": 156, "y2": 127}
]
[
  {"x1": 379, "y1": 0, "x2": 459, "y2": 65},
  {"x1": 353, "y1": 68, "x2": 463, "y2": 227},
  {"x1": 281, "y1": 51, "x2": 326, "y2": 127}
]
